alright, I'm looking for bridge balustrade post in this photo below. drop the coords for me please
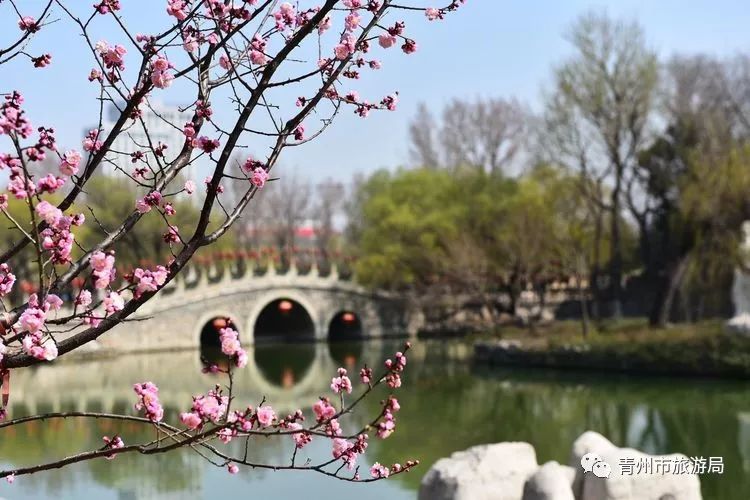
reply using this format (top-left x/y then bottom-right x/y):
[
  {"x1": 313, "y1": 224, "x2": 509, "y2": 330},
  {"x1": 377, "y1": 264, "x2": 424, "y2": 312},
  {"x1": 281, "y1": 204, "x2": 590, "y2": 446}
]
[{"x1": 329, "y1": 264, "x2": 339, "y2": 282}]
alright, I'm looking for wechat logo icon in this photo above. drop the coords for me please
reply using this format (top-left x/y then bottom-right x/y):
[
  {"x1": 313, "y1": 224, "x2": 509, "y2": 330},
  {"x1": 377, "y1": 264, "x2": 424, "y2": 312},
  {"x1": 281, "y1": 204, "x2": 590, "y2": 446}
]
[{"x1": 581, "y1": 452, "x2": 611, "y2": 479}]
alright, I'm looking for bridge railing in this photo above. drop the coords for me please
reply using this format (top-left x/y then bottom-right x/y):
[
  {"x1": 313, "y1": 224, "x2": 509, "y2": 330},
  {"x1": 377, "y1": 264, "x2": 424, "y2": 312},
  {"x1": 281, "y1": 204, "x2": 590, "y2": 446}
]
[{"x1": 156, "y1": 248, "x2": 356, "y2": 299}]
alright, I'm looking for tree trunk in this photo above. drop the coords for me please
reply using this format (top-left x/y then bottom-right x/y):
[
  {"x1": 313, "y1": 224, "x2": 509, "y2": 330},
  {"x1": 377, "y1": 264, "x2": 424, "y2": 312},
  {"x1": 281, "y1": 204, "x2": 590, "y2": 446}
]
[
  {"x1": 609, "y1": 173, "x2": 624, "y2": 320},
  {"x1": 649, "y1": 254, "x2": 690, "y2": 328},
  {"x1": 590, "y1": 207, "x2": 604, "y2": 321},
  {"x1": 578, "y1": 254, "x2": 590, "y2": 339}
]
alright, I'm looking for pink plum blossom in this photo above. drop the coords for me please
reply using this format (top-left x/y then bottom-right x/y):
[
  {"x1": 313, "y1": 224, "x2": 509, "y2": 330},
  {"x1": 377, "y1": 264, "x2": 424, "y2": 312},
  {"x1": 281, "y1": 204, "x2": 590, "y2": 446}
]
[
  {"x1": 83, "y1": 129, "x2": 102, "y2": 152},
  {"x1": 335, "y1": 34, "x2": 357, "y2": 60},
  {"x1": 180, "y1": 412, "x2": 202, "y2": 430},
  {"x1": 425, "y1": 8, "x2": 442, "y2": 21},
  {"x1": 219, "y1": 54, "x2": 233, "y2": 70},
  {"x1": 378, "y1": 33, "x2": 397, "y2": 48},
  {"x1": 313, "y1": 398, "x2": 336, "y2": 422},
  {"x1": 256, "y1": 405, "x2": 276, "y2": 427},
  {"x1": 0, "y1": 264, "x2": 16, "y2": 297},
  {"x1": 90, "y1": 250, "x2": 116, "y2": 289},
  {"x1": 250, "y1": 167, "x2": 269, "y2": 188},
  {"x1": 402, "y1": 39, "x2": 418, "y2": 54},
  {"x1": 60, "y1": 150, "x2": 82, "y2": 176},
  {"x1": 18, "y1": 16, "x2": 39, "y2": 32},
  {"x1": 166, "y1": 0, "x2": 188, "y2": 20},
  {"x1": 370, "y1": 462, "x2": 390, "y2": 478},
  {"x1": 331, "y1": 368, "x2": 353, "y2": 394},
  {"x1": 345, "y1": 12, "x2": 361, "y2": 31},
  {"x1": 35, "y1": 200, "x2": 62, "y2": 225},
  {"x1": 287, "y1": 422, "x2": 312, "y2": 449},
  {"x1": 102, "y1": 435, "x2": 124, "y2": 460},
  {"x1": 151, "y1": 57, "x2": 174, "y2": 89},
  {"x1": 133, "y1": 382, "x2": 164, "y2": 422},
  {"x1": 104, "y1": 291, "x2": 124, "y2": 314},
  {"x1": 76, "y1": 290, "x2": 93, "y2": 307},
  {"x1": 318, "y1": 16, "x2": 332, "y2": 34},
  {"x1": 218, "y1": 327, "x2": 247, "y2": 368},
  {"x1": 294, "y1": 124, "x2": 305, "y2": 141}
]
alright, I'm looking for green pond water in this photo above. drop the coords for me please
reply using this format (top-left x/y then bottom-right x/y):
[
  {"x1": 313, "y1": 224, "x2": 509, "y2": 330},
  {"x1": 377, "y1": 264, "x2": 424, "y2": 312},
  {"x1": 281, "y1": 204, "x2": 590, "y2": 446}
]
[{"x1": 0, "y1": 339, "x2": 748, "y2": 499}]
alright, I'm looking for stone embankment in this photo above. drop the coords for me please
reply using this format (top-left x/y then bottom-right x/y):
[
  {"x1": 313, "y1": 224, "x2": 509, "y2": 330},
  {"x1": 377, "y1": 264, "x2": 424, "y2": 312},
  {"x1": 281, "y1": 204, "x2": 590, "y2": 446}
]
[{"x1": 474, "y1": 338, "x2": 750, "y2": 378}]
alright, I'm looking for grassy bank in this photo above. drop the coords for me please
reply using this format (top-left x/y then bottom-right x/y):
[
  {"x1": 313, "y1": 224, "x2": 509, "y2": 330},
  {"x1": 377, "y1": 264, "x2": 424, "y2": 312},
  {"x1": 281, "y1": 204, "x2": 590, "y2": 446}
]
[{"x1": 472, "y1": 319, "x2": 750, "y2": 378}]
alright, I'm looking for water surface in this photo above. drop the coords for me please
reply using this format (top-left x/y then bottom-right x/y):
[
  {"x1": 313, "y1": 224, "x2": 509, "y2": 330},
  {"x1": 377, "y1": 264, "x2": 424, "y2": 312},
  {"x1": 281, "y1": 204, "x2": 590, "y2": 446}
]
[{"x1": 1, "y1": 339, "x2": 748, "y2": 499}]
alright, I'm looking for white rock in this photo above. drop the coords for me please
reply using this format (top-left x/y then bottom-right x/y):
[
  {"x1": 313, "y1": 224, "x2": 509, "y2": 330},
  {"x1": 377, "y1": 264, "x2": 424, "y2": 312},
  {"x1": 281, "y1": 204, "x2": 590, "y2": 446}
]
[
  {"x1": 726, "y1": 312, "x2": 750, "y2": 336},
  {"x1": 419, "y1": 442, "x2": 538, "y2": 500},
  {"x1": 570, "y1": 431, "x2": 619, "y2": 498},
  {"x1": 569, "y1": 431, "x2": 702, "y2": 500},
  {"x1": 522, "y1": 461, "x2": 576, "y2": 500}
]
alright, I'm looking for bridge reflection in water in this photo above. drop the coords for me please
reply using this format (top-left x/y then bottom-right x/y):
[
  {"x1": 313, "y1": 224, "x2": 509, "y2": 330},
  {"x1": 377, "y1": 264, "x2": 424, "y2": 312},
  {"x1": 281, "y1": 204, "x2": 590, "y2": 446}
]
[{"x1": 13, "y1": 338, "x2": 390, "y2": 419}]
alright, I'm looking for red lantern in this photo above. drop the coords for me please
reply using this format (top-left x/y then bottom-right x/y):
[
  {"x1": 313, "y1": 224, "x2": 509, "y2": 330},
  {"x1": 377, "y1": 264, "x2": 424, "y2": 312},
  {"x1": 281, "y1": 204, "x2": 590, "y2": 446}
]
[
  {"x1": 342, "y1": 312, "x2": 356, "y2": 323},
  {"x1": 278, "y1": 300, "x2": 293, "y2": 313}
]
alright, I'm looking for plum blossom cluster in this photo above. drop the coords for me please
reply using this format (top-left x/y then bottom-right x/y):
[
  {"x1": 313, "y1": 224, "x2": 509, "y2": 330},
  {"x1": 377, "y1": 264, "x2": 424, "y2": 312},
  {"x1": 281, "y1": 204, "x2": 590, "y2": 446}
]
[
  {"x1": 384, "y1": 349, "x2": 407, "y2": 388},
  {"x1": 94, "y1": 0, "x2": 121, "y2": 15},
  {"x1": 0, "y1": 92, "x2": 33, "y2": 139},
  {"x1": 90, "y1": 251, "x2": 116, "y2": 289},
  {"x1": 151, "y1": 57, "x2": 175, "y2": 89},
  {"x1": 133, "y1": 382, "x2": 164, "y2": 422},
  {"x1": 376, "y1": 396, "x2": 400, "y2": 439},
  {"x1": 285, "y1": 421, "x2": 312, "y2": 449},
  {"x1": 179, "y1": 386, "x2": 230, "y2": 430},
  {"x1": 147, "y1": 343, "x2": 415, "y2": 478},
  {"x1": 136, "y1": 190, "x2": 165, "y2": 214},
  {"x1": 101, "y1": 435, "x2": 125, "y2": 460},
  {"x1": 219, "y1": 327, "x2": 248, "y2": 368},
  {"x1": 127, "y1": 265, "x2": 169, "y2": 298},
  {"x1": 332, "y1": 433, "x2": 369, "y2": 470},
  {"x1": 0, "y1": 0, "x2": 464, "y2": 483},
  {"x1": 0, "y1": 264, "x2": 15, "y2": 298},
  {"x1": 17, "y1": 293, "x2": 62, "y2": 361},
  {"x1": 95, "y1": 40, "x2": 127, "y2": 83},
  {"x1": 36, "y1": 201, "x2": 85, "y2": 264},
  {"x1": 103, "y1": 291, "x2": 125, "y2": 314},
  {"x1": 18, "y1": 16, "x2": 40, "y2": 33},
  {"x1": 242, "y1": 157, "x2": 269, "y2": 188},
  {"x1": 331, "y1": 367, "x2": 352, "y2": 394},
  {"x1": 59, "y1": 150, "x2": 82, "y2": 176}
]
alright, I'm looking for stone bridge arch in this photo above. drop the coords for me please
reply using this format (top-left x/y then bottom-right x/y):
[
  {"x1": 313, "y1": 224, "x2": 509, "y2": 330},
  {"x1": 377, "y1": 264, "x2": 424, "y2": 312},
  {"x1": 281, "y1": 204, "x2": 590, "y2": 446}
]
[
  {"x1": 195, "y1": 309, "x2": 242, "y2": 348},
  {"x1": 245, "y1": 289, "x2": 323, "y2": 343},
  {"x1": 89, "y1": 258, "x2": 409, "y2": 353}
]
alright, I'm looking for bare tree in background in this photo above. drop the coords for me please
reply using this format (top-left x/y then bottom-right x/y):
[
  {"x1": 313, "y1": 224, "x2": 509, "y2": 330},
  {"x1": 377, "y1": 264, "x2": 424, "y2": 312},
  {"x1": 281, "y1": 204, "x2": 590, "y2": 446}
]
[
  {"x1": 724, "y1": 54, "x2": 750, "y2": 137},
  {"x1": 544, "y1": 12, "x2": 658, "y2": 319},
  {"x1": 254, "y1": 167, "x2": 312, "y2": 257},
  {"x1": 314, "y1": 179, "x2": 345, "y2": 258},
  {"x1": 408, "y1": 103, "x2": 441, "y2": 168},
  {"x1": 409, "y1": 97, "x2": 527, "y2": 174}
]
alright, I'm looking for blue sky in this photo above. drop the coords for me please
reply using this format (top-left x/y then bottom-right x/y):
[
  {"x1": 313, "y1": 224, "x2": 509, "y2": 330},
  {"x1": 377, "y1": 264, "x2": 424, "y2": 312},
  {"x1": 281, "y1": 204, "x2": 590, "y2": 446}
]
[{"x1": 3, "y1": 1, "x2": 750, "y2": 182}]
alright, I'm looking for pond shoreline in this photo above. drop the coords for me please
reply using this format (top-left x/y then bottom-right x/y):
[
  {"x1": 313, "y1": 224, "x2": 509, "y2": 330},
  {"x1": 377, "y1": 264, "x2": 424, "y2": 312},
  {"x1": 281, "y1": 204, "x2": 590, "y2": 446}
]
[{"x1": 473, "y1": 337, "x2": 750, "y2": 379}]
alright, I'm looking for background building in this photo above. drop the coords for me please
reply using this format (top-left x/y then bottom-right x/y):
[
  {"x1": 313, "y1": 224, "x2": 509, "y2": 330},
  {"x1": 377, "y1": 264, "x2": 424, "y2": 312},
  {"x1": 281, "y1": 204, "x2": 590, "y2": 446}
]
[{"x1": 91, "y1": 102, "x2": 194, "y2": 179}]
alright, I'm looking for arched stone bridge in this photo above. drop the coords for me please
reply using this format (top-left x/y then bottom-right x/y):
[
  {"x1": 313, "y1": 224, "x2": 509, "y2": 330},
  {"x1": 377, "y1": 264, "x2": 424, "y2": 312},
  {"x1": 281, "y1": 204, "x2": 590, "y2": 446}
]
[{"x1": 99, "y1": 259, "x2": 411, "y2": 353}]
